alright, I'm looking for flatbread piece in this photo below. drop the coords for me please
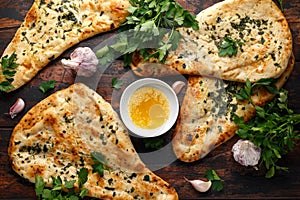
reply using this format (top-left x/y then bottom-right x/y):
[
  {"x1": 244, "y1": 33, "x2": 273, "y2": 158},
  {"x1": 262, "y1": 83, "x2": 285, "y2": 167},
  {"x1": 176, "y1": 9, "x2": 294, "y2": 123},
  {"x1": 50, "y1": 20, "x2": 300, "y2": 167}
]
[
  {"x1": 0, "y1": 0, "x2": 130, "y2": 92},
  {"x1": 131, "y1": 0, "x2": 292, "y2": 83},
  {"x1": 8, "y1": 83, "x2": 178, "y2": 199},
  {"x1": 172, "y1": 54, "x2": 295, "y2": 162}
]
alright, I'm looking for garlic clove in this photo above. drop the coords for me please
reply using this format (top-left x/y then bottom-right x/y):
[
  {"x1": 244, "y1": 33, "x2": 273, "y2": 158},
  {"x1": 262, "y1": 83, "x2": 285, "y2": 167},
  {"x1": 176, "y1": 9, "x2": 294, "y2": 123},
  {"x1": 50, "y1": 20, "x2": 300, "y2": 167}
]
[
  {"x1": 9, "y1": 98, "x2": 25, "y2": 119},
  {"x1": 61, "y1": 47, "x2": 98, "y2": 77},
  {"x1": 172, "y1": 81, "x2": 186, "y2": 95},
  {"x1": 184, "y1": 177, "x2": 212, "y2": 192}
]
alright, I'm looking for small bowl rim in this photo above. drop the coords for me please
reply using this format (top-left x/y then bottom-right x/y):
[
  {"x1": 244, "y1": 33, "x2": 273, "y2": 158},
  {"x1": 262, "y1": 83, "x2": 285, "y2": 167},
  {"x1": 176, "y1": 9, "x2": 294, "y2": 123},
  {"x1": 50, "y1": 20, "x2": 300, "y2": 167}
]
[{"x1": 119, "y1": 78, "x2": 179, "y2": 138}]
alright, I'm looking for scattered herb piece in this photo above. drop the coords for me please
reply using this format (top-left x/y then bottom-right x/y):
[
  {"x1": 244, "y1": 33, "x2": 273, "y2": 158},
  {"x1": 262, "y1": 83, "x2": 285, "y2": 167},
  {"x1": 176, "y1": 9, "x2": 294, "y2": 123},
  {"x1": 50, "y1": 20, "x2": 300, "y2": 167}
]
[
  {"x1": 111, "y1": 77, "x2": 123, "y2": 89},
  {"x1": 39, "y1": 80, "x2": 56, "y2": 93},
  {"x1": 96, "y1": 0, "x2": 199, "y2": 66},
  {"x1": 91, "y1": 152, "x2": 109, "y2": 176},
  {"x1": 205, "y1": 169, "x2": 224, "y2": 192},
  {"x1": 0, "y1": 81, "x2": 14, "y2": 92},
  {"x1": 0, "y1": 53, "x2": 19, "y2": 92},
  {"x1": 35, "y1": 168, "x2": 88, "y2": 200},
  {"x1": 78, "y1": 168, "x2": 88, "y2": 188},
  {"x1": 275, "y1": 0, "x2": 283, "y2": 11},
  {"x1": 218, "y1": 37, "x2": 243, "y2": 57},
  {"x1": 235, "y1": 78, "x2": 278, "y2": 101},
  {"x1": 143, "y1": 137, "x2": 164, "y2": 150},
  {"x1": 234, "y1": 79, "x2": 300, "y2": 178}
]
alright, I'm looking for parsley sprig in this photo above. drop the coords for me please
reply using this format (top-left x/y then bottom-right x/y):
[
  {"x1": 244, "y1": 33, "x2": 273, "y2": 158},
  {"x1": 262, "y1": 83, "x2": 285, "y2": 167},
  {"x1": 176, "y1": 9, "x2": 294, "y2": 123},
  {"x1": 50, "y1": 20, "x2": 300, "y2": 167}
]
[
  {"x1": 39, "y1": 80, "x2": 56, "y2": 93},
  {"x1": 96, "y1": 0, "x2": 199, "y2": 66},
  {"x1": 112, "y1": 77, "x2": 124, "y2": 89},
  {"x1": 218, "y1": 37, "x2": 243, "y2": 57},
  {"x1": 0, "y1": 53, "x2": 19, "y2": 92},
  {"x1": 35, "y1": 168, "x2": 89, "y2": 200},
  {"x1": 205, "y1": 169, "x2": 224, "y2": 192},
  {"x1": 234, "y1": 79, "x2": 300, "y2": 178}
]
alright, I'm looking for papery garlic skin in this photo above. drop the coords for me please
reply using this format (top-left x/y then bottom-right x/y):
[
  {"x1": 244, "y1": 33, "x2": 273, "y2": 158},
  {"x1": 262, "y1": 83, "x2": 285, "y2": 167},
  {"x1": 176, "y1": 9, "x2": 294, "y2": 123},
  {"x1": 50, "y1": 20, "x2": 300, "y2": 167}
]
[
  {"x1": 61, "y1": 47, "x2": 98, "y2": 77},
  {"x1": 232, "y1": 139, "x2": 261, "y2": 167},
  {"x1": 184, "y1": 177, "x2": 212, "y2": 192},
  {"x1": 172, "y1": 81, "x2": 186, "y2": 95},
  {"x1": 9, "y1": 98, "x2": 25, "y2": 119}
]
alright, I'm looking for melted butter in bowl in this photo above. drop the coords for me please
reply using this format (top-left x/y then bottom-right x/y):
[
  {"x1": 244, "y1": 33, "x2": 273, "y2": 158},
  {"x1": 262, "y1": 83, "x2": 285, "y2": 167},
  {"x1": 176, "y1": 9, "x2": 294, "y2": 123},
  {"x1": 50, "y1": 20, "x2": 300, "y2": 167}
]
[
  {"x1": 128, "y1": 86, "x2": 169, "y2": 129},
  {"x1": 120, "y1": 78, "x2": 179, "y2": 138}
]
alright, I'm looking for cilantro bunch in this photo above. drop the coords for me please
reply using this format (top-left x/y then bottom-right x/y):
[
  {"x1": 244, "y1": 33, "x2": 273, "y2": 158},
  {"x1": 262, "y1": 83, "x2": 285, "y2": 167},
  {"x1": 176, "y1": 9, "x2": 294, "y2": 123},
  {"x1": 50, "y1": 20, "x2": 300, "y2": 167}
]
[
  {"x1": 234, "y1": 79, "x2": 300, "y2": 178},
  {"x1": 96, "y1": 0, "x2": 199, "y2": 66},
  {"x1": 35, "y1": 168, "x2": 89, "y2": 200}
]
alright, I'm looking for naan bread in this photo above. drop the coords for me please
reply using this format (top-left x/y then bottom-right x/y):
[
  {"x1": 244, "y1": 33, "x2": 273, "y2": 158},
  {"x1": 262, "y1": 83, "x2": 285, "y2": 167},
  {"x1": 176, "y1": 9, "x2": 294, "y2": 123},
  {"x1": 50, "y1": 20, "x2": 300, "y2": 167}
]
[
  {"x1": 0, "y1": 0, "x2": 130, "y2": 92},
  {"x1": 8, "y1": 83, "x2": 178, "y2": 199},
  {"x1": 172, "y1": 54, "x2": 294, "y2": 162},
  {"x1": 131, "y1": 0, "x2": 292, "y2": 82}
]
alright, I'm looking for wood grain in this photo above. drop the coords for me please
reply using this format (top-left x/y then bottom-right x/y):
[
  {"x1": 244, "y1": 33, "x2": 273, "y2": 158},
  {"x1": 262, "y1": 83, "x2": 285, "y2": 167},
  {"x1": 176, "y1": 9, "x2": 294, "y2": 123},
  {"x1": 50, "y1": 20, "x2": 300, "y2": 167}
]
[{"x1": 0, "y1": 0, "x2": 300, "y2": 199}]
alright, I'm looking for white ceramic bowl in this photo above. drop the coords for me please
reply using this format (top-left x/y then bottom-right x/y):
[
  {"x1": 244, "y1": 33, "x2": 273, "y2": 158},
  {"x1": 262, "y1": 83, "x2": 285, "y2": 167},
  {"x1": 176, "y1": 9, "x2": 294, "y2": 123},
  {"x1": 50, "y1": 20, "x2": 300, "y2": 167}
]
[{"x1": 120, "y1": 78, "x2": 179, "y2": 138}]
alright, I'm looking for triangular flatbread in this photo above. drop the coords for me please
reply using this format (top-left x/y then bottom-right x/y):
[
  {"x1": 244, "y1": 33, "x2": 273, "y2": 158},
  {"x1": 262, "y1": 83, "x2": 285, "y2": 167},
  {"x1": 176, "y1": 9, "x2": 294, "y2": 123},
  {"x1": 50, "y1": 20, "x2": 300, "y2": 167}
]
[
  {"x1": 0, "y1": 0, "x2": 130, "y2": 92},
  {"x1": 172, "y1": 54, "x2": 295, "y2": 162},
  {"x1": 8, "y1": 83, "x2": 178, "y2": 199},
  {"x1": 131, "y1": 0, "x2": 292, "y2": 83}
]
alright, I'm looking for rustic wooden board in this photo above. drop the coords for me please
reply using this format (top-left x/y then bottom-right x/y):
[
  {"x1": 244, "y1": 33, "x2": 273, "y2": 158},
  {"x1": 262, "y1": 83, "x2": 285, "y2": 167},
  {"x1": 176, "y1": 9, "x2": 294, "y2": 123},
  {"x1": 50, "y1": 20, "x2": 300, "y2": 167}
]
[{"x1": 0, "y1": 0, "x2": 300, "y2": 199}]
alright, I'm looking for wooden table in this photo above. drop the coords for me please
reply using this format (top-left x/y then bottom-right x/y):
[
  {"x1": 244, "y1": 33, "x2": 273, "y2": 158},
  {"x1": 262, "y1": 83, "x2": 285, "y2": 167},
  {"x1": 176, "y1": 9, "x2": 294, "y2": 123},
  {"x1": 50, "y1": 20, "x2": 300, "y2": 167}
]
[{"x1": 0, "y1": 0, "x2": 300, "y2": 199}]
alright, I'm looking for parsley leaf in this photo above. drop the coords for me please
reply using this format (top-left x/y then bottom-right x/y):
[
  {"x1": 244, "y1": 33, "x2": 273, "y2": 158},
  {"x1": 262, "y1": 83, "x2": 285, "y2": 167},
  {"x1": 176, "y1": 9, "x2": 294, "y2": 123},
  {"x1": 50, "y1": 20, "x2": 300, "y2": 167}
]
[
  {"x1": 205, "y1": 169, "x2": 224, "y2": 192},
  {"x1": 35, "y1": 176, "x2": 45, "y2": 197},
  {"x1": 77, "y1": 168, "x2": 88, "y2": 188},
  {"x1": 235, "y1": 78, "x2": 278, "y2": 101},
  {"x1": 218, "y1": 37, "x2": 243, "y2": 57},
  {"x1": 91, "y1": 152, "x2": 109, "y2": 177},
  {"x1": 35, "y1": 168, "x2": 89, "y2": 200},
  {"x1": 39, "y1": 80, "x2": 56, "y2": 93},
  {"x1": 143, "y1": 137, "x2": 164, "y2": 150},
  {"x1": 0, "y1": 81, "x2": 14, "y2": 92},
  {"x1": 0, "y1": 53, "x2": 19, "y2": 92},
  {"x1": 95, "y1": 0, "x2": 199, "y2": 66},
  {"x1": 111, "y1": 77, "x2": 123, "y2": 89},
  {"x1": 234, "y1": 85, "x2": 300, "y2": 178}
]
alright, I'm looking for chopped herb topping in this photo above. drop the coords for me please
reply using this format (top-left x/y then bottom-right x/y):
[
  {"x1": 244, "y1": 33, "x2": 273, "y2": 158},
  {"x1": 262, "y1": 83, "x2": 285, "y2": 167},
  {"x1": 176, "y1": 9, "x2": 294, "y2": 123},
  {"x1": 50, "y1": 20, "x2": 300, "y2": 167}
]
[{"x1": 218, "y1": 37, "x2": 243, "y2": 57}]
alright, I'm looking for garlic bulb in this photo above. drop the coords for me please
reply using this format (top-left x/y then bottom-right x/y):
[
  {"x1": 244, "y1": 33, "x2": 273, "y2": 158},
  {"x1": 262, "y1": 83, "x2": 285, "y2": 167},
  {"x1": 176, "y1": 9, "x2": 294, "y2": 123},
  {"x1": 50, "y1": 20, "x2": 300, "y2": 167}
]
[
  {"x1": 9, "y1": 98, "x2": 25, "y2": 119},
  {"x1": 61, "y1": 47, "x2": 98, "y2": 77},
  {"x1": 184, "y1": 177, "x2": 212, "y2": 192},
  {"x1": 232, "y1": 139, "x2": 261, "y2": 167}
]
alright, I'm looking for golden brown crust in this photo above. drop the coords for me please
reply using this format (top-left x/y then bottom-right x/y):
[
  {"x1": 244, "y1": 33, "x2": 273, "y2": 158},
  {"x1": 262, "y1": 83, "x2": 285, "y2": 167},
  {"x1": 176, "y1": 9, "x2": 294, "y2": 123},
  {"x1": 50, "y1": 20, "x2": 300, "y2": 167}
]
[
  {"x1": 131, "y1": 0, "x2": 293, "y2": 83},
  {"x1": 172, "y1": 54, "x2": 295, "y2": 162},
  {"x1": 8, "y1": 83, "x2": 178, "y2": 199},
  {"x1": 0, "y1": 0, "x2": 130, "y2": 92}
]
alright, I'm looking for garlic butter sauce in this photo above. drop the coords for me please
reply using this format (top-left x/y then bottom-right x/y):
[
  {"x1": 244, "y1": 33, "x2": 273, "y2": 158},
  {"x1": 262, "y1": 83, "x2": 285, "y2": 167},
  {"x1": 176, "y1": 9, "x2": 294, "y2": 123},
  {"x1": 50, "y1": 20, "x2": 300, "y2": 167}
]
[{"x1": 128, "y1": 86, "x2": 170, "y2": 129}]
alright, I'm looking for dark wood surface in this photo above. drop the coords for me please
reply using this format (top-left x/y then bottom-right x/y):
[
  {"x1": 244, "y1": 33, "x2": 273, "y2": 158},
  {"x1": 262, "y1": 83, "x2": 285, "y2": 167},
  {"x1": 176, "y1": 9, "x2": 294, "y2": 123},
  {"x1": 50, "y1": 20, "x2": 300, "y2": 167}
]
[{"x1": 1, "y1": 0, "x2": 300, "y2": 199}]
